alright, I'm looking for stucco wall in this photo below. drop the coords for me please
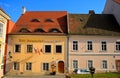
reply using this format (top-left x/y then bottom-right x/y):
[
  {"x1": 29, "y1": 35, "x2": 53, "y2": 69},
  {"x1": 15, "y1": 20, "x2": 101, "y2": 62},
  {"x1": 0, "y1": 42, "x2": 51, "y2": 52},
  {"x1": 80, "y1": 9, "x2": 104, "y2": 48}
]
[
  {"x1": 69, "y1": 35, "x2": 120, "y2": 73},
  {"x1": 6, "y1": 35, "x2": 67, "y2": 75}
]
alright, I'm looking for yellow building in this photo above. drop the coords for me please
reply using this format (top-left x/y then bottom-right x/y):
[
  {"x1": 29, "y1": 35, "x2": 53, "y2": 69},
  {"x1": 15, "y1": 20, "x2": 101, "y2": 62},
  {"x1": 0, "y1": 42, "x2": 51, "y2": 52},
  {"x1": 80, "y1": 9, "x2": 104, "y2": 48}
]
[
  {"x1": 0, "y1": 7, "x2": 10, "y2": 77},
  {"x1": 6, "y1": 10, "x2": 68, "y2": 75}
]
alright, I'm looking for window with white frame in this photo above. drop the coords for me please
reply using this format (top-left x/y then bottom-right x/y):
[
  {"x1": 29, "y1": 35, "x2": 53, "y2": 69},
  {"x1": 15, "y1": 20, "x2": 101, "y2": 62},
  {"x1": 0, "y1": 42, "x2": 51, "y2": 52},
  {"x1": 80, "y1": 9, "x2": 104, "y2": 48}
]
[
  {"x1": 87, "y1": 41, "x2": 93, "y2": 51},
  {"x1": 27, "y1": 45, "x2": 33, "y2": 53},
  {"x1": 15, "y1": 44, "x2": 21, "y2": 52},
  {"x1": 102, "y1": 60, "x2": 107, "y2": 69},
  {"x1": 13, "y1": 62, "x2": 19, "y2": 70},
  {"x1": 101, "y1": 41, "x2": 107, "y2": 51},
  {"x1": 26, "y1": 62, "x2": 32, "y2": 70},
  {"x1": 42, "y1": 63, "x2": 49, "y2": 71},
  {"x1": 88, "y1": 60, "x2": 93, "y2": 68},
  {"x1": 72, "y1": 41, "x2": 78, "y2": 51},
  {"x1": 72, "y1": 60, "x2": 78, "y2": 69},
  {"x1": 116, "y1": 42, "x2": 120, "y2": 51},
  {"x1": 0, "y1": 23, "x2": 3, "y2": 37}
]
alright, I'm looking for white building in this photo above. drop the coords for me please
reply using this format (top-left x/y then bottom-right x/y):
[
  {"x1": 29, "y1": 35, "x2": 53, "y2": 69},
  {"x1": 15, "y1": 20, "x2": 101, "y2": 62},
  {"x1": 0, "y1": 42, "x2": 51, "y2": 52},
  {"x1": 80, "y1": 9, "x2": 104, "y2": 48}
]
[
  {"x1": 0, "y1": 7, "x2": 10, "y2": 77},
  {"x1": 68, "y1": 13, "x2": 120, "y2": 73}
]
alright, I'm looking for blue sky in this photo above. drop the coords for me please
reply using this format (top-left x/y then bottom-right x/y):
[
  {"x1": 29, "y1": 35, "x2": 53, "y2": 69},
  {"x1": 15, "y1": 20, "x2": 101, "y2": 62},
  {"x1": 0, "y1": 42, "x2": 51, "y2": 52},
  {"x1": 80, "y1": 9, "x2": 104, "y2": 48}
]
[{"x1": 0, "y1": 0, "x2": 106, "y2": 22}]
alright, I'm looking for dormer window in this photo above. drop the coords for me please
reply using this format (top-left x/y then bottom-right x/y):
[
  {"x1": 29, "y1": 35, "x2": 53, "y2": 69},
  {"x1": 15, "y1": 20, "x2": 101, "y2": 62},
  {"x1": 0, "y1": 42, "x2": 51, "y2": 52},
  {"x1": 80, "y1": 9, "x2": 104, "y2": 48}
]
[
  {"x1": 31, "y1": 19, "x2": 40, "y2": 22},
  {"x1": 34, "y1": 28, "x2": 45, "y2": 33},
  {"x1": 19, "y1": 28, "x2": 30, "y2": 33},
  {"x1": 45, "y1": 18, "x2": 54, "y2": 22},
  {"x1": 49, "y1": 28, "x2": 61, "y2": 33}
]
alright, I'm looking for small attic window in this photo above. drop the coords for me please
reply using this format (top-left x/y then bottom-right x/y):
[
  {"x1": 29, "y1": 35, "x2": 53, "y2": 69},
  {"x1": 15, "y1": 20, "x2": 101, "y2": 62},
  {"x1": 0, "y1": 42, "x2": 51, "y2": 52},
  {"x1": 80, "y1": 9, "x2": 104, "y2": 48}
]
[
  {"x1": 19, "y1": 28, "x2": 30, "y2": 33},
  {"x1": 31, "y1": 19, "x2": 40, "y2": 22},
  {"x1": 45, "y1": 18, "x2": 54, "y2": 22},
  {"x1": 49, "y1": 28, "x2": 61, "y2": 33},
  {"x1": 34, "y1": 28, "x2": 45, "y2": 32},
  {"x1": 80, "y1": 18, "x2": 84, "y2": 22}
]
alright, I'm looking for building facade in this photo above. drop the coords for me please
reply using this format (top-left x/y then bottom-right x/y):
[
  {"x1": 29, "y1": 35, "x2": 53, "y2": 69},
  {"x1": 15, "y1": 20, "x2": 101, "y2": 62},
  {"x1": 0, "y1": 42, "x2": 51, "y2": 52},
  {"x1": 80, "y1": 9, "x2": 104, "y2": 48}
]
[
  {"x1": 6, "y1": 11, "x2": 68, "y2": 75},
  {"x1": 103, "y1": 0, "x2": 120, "y2": 25},
  {"x1": 0, "y1": 7, "x2": 11, "y2": 77},
  {"x1": 68, "y1": 13, "x2": 120, "y2": 73}
]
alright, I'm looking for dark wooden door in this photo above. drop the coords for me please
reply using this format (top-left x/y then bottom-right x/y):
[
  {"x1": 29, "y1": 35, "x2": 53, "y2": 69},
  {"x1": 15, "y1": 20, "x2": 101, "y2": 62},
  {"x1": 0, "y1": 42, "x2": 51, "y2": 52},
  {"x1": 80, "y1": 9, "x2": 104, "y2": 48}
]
[
  {"x1": 116, "y1": 60, "x2": 120, "y2": 72},
  {"x1": 58, "y1": 61, "x2": 64, "y2": 73}
]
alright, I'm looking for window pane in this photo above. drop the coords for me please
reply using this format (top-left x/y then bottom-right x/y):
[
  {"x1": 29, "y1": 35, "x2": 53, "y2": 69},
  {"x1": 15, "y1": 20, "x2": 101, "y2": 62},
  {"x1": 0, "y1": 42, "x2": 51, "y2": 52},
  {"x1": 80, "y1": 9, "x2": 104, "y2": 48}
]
[
  {"x1": 73, "y1": 60, "x2": 78, "y2": 69},
  {"x1": 45, "y1": 45, "x2": 51, "y2": 53},
  {"x1": 73, "y1": 41, "x2": 78, "y2": 50},
  {"x1": 102, "y1": 60, "x2": 107, "y2": 69},
  {"x1": 43, "y1": 63, "x2": 49, "y2": 71},
  {"x1": 87, "y1": 41, "x2": 92, "y2": 50},
  {"x1": 15, "y1": 45, "x2": 21, "y2": 52},
  {"x1": 0, "y1": 23, "x2": 3, "y2": 37},
  {"x1": 101, "y1": 41, "x2": 107, "y2": 51},
  {"x1": 88, "y1": 60, "x2": 93, "y2": 68},
  {"x1": 27, "y1": 45, "x2": 33, "y2": 53},
  {"x1": 26, "y1": 62, "x2": 32, "y2": 70},
  {"x1": 13, "y1": 62, "x2": 19, "y2": 70},
  {"x1": 116, "y1": 42, "x2": 120, "y2": 51},
  {"x1": 56, "y1": 45, "x2": 62, "y2": 53}
]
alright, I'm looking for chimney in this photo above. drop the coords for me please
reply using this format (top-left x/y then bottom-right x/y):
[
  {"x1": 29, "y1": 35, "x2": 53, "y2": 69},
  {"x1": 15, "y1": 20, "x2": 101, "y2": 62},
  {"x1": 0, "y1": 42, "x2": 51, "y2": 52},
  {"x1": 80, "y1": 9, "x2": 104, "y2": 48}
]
[
  {"x1": 22, "y1": 6, "x2": 26, "y2": 14},
  {"x1": 89, "y1": 10, "x2": 95, "y2": 14}
]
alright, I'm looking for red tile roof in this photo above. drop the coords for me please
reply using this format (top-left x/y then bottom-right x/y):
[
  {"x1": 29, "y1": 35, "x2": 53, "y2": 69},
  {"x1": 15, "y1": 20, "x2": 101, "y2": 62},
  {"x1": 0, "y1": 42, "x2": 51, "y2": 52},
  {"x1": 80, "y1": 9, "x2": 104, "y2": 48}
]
[
  {"x1": 11, "y1": 11, "x2": 68, "y2": 35},
  {"x1": 7, "y1": 20, "x2": 14, "y2": 34},
  {"x1": 114, "y1": 0, "x2": 120, "y2": 4}
]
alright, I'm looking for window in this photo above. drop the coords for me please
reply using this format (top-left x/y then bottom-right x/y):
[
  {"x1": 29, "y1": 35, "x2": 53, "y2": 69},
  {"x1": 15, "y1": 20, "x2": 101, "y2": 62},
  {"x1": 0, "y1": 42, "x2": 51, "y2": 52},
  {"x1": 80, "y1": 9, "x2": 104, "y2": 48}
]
[
  {"x1": 73, "y1": 60, "x2": 78, "y2": 69},
  {"x1": 19, "y1": 28, "x2": 30, "y2": 33},
  {"x1": 15, "y1": 44, "x2": 21, "y2": 52},
  {"x1": 26, "y1": 62, "x2": 32, "y2": 70},
  {"x1": 102, "y1": 60, "x2": 107, "y2": 69},
  {"x1": 1, "y1": 65, "x2": 3, "y2": 69},
  {"x1": 49, "y1": 28, "x2": 61, "y2": 33},
  {"x1": 101, "y1": 41, "x2": 107, "y2": 51},
  {"x1": 56, "y1": 45, "x2": 62, "y2": 53},
  {"x1": 87, "y1": 41, "x2": 93, "y2": 51},
  {"x1": 27, "y1": 45, "x2": 33, "y2": 53},
  {"x1": 45, "y1": 18, "x2": 54, "y2": 22},
  {"x1": 43, "y1": 63, "x2": 49, "y2": 71},
  {"x1": 31, "y1": 19, "x2": 40, "y2": 22},
  {"x1": 13, "y1": 62, "x2": 19, "y2": 70},
  {"x1": 34, "y1": 29, "x2": 45, "y2": 33},
  {"x1": 88, "y1": 60, "x2": 93, "y2": 68},
  {"x1": 0, "y1": 23, "x2": 3, "y2": 37},
  {"x1": 45, "y1": 45, "x2": 51, "y2": 53},
  {"x1": 73, "y1": 41, "x2": 78, "y2": 51},
  {"x1": 116, "y1": 42, "x2": 120, "y2": 51}
]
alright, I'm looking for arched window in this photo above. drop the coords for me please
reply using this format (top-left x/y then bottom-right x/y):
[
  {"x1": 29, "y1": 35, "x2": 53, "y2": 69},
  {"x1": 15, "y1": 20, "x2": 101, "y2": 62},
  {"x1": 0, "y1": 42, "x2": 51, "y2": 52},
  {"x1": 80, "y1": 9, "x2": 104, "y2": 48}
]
[
  {"x1": 45, "y1": 18, "x2": 54, "y2": 22},
  {"x1": 19, "y1": 28, "x2": 30, "y2": 33},
  {"x1": 34, "y1": 28, "x2": 45, "y2": 33},
  {"x1": 0, "y1": 23, "x2": 3, "y2": 37},
  {"x1": 49, "y1": 28, "x2": 61, "y2": 33},
  {"x1": 31, "y1": 19, "x2": 40, "y2": 22}
]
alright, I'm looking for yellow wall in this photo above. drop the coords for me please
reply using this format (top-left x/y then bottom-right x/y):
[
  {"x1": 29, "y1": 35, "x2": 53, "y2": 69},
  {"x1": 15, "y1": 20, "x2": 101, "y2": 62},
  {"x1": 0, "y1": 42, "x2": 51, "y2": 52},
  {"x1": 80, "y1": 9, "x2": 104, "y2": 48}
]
[{"x1": 7, "y1": 35, "x2": 67, "y2": 75}]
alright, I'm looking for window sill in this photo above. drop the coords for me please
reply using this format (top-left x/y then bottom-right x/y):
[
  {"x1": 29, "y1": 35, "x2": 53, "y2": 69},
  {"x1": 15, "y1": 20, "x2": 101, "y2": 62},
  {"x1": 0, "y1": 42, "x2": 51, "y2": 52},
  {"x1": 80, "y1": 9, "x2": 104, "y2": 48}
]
[
  {"x1": 114, "y1": 51, "x2": 120, "y2": 53},
  {"x1": 71, "y1": 50, "x2": 79, "y2": 52},
  {"x1": 99, "y1": 51, "x2": 107, "y2": 52},
  {"x1": 85, "y1": 50, "x2": 93, "y2": 52}
]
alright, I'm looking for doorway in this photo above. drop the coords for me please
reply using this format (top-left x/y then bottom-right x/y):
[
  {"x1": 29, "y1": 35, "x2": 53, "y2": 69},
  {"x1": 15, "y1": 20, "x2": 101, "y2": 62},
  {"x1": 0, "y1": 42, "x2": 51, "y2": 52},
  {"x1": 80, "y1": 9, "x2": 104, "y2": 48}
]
[
  {"x1": 116, "y1": 60, "x2": 120, "y2": 72},
  {"x1": 58, "y1": 61, "x2": 64, "y2": 73}
]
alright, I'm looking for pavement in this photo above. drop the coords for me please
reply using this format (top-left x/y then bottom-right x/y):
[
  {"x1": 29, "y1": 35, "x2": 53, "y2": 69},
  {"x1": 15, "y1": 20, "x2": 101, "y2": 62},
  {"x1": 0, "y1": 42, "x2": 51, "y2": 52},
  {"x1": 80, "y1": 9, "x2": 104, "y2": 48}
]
[{"x1": 2, "y1": 74, "x2": 68, "y2": 78}]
